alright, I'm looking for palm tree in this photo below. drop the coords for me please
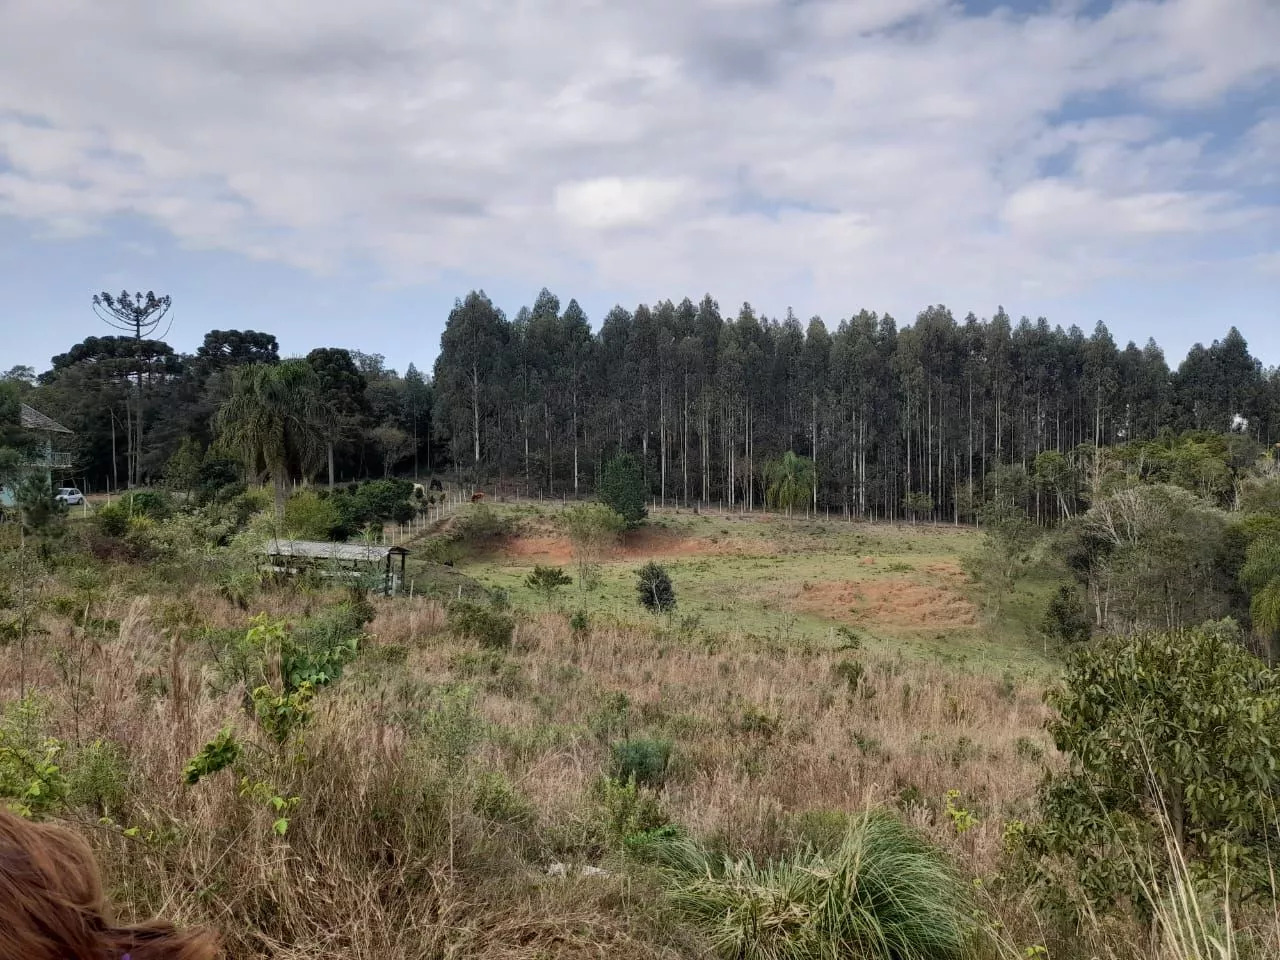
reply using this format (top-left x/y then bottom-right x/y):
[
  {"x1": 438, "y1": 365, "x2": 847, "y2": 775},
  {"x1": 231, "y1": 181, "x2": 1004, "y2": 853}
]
[
  {"x1": 214, "y1": 361, "x2": 332, "y2": 522},
  {"x1": 764, "y1": 451, "x2": 815, "y2": 517}
]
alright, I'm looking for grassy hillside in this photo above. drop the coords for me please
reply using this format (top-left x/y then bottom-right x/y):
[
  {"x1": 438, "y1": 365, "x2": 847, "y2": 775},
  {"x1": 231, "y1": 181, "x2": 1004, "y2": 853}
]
[
  {"x1": 428, "y1": 502, "x2": 1061, "y2": 672},
  {"x1": 9, "y1": 502, "x2": 1271, "y2": 960}
]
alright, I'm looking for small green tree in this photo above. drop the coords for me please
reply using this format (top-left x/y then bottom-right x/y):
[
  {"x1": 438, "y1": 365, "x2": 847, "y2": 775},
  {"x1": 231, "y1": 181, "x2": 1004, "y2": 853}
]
[
  {"x1": 164, "y1": 437, "x2": 204, "y2": 500},
  {"x1": 15, "y1": 474, "x2": 63, "y2": 535},
  {"x1": 637, "y1": 561, "x2": 676, "y2": 614},
  {"x1": 563, "y1": 502, "x2": 625, "y2": 589},
  {"x1": 525, "y1": 564, "x2": 572, "y2": 605},
  {"x1": 1040, "y1": 584, "x2": 1091, "y2": 644},
  {"x1": 1029, "y1": 624, "x2": 1280, "y2": 914},
  {"x1": 763, "y1": 451, "x2": 815, "y2": 517},
  {"x1": 979, "y1": 465, "x2": 1036, "y2": 596},
  {"x1": 599, "y1": 453, "x2": 647, "y2": 528}
]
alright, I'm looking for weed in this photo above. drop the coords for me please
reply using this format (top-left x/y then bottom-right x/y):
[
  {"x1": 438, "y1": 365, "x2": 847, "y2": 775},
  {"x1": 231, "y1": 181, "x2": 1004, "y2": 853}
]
[{"x1": 610, "y1": 738, "x2": 673, "y2": 789}]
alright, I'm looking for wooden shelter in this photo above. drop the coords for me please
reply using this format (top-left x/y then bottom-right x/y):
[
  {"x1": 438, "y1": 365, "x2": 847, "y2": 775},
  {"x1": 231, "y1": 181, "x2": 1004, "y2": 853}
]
[{"x1": 261, "y1": 539, "x2": 409, "y2": 596}]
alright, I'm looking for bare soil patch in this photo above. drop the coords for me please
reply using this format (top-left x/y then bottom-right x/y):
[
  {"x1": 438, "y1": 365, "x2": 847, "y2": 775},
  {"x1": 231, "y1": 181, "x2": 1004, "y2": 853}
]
[{"x1": 788, "y1": 575, "x2": 977, "y2": 630}]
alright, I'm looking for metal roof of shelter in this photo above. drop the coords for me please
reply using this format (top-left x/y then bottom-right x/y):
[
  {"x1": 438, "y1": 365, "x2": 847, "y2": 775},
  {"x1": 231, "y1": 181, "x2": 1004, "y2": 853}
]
[
  {"x1": 261, "y1": 540, "x2": 408, "y2": 562},
  {"x1": 20, "y1": 404, "x2": 72, "y2": 434}
]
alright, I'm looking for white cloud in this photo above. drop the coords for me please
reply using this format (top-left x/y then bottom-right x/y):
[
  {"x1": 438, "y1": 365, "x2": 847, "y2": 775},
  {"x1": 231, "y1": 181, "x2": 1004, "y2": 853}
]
[
  {"x1": 0, "y1": 0, "x2": 1275, "y2": 315},
  {"x1": 555, "y1": 177, "x2": 696, "y2": 230}
]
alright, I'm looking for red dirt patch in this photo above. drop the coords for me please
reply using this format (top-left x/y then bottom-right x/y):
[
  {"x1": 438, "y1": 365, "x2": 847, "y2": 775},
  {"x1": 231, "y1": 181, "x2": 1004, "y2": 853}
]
[
  {"x1": 788, "y1": 576, "x2": 976, "y2": 630},
  {"x1": 500, "y1": 528, "x2": 763, "y2": 565}
]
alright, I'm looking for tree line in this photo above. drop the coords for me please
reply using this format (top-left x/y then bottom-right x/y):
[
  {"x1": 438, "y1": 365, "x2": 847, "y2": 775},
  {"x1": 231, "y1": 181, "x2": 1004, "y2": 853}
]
[
  {"x1": 4, "y1": 288, "x2": 1278, "y2": 521},
  {"x1": 434, "y1": 289, "x2": 1279, "y2": 521}
]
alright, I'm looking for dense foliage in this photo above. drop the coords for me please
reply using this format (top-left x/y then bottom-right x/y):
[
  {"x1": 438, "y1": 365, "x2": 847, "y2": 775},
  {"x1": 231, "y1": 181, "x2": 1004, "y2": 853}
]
[{"x1": 1030, "y1": 624, "x2": 1280, "y2": 912}]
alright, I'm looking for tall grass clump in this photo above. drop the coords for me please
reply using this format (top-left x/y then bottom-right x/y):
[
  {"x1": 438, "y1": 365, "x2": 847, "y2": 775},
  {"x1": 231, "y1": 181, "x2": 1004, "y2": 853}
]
[{"x1": 646, "y1": 809, "x2": 970, "y2": 960}]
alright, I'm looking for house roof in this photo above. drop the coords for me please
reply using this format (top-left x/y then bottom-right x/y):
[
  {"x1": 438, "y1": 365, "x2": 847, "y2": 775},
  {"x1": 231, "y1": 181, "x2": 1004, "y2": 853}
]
[
  {"x1": 260, "y1": 539, "x2": 408, "y2": 562},
  {"x1": 20, "y1": 404, "x2": 72, "y2": 435}
]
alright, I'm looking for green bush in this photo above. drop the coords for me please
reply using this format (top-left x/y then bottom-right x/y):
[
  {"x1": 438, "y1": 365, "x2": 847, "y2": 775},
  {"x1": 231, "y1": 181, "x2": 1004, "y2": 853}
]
[
  {"x1": 1041, "y1": 584, "x2": 1091, "y2": 644},
  {"x1": 195, "y1": 457, "x2": 243, "y2": 504},
  {"x1": 67, "y1": 739, "x2": 130, "y2": 817},
  {"x1": 610, "y1": 737, "x2": 672, "y2": 788},
  {"x1": 648, "y1": 810, "x2": 969, "y2": 960},
  {"x1": 328, "y1": 478, "x2": 415, "y2": 536},
  {"x1": 95, "y1": 500, "x2": 131, "y2": 538},
  {"x1": 284, "y1": 489, "x2": 342, "y2": 540},
  {"x1": 525, "y1": 564, "x2": 572, "y2": 603},
  {"x1": 599, "y1": 453, "x2": 648, "y2": 528},
  {"x1": 118, "y1": 490, "x2": 173, "y2": 520},
  {"x1": 1029, "y1": 624, "x2": 1280, "y2": 913},
  {"x1": 636, "y1": 561, "x2": 676, "y2": 614},
  {"x1": 447, "y1": 601, "x2": 515, "y2": 651},
  {"x1": 595, "y1": 774, "x2": 669, "y2": 849}
]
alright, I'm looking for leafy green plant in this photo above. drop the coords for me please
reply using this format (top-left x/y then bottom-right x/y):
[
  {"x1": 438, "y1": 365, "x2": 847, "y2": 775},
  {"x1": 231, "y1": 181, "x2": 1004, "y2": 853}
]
[
  {"x1": 647, "y1": 810, "x2": 969, "y2": 960},
  {"x1": 1029, "y1": 624, "x2": 1280, "y2": 913},
  {"x1": 0, "y1": 698, "x2": 65, "y2": 817},
  {"x1": 472, "y1": 770, "x2": 537, "y2": 829},
  {"x1": 636, "y1": 561, "x2": 676, "y2": 614},
  {"x1": 569, "y1": 608, "x2": 590, "y2": 642},
  {"x1": 252, "y1": 682, "x2": 315, "y2": 745},
  {"x1": 182, "y1": 728, "x2": 242, "y2": 785},
  {"x1": 944, "y1": 790, "x2": 978, "y2": 834}
]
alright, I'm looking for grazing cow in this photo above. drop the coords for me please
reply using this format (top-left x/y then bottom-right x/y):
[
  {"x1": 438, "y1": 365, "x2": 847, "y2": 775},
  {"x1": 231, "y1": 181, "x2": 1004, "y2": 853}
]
[{"x1": 470, "y1": 491, "x2": 485, "y2": 503}]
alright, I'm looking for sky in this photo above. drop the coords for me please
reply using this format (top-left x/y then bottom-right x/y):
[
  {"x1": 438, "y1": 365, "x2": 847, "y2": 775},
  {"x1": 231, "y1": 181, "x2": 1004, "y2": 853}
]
[{"x1": 0, "y1": 0, "x2": 1277, "y2": 375}]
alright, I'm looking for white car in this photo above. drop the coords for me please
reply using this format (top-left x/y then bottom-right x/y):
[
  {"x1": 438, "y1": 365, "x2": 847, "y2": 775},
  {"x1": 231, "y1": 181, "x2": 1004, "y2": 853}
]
[{"x1": 55, "y1": 487, "x2": 85, "y2": 506}]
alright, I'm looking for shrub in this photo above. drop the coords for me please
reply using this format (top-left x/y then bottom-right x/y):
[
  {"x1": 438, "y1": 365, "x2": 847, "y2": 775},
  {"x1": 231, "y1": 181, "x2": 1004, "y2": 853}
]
[
  {"x1": 66, "y1": 739, "x2": 130, "y2": 818},
  {"x1": 636, "y1": 561, "x2": 676, "y2": 614},
  {"x1": 472, "y1": 771, "x2": 537, "y2": 830},
  {"x1": 648, "y1": 810, "x2": 969, "y2": 960},
  {"x1": 284, "y1": 490, "x2": 342, "y2": 540},
  {"x1": 599, "y1": 453, "x2": 647, "y2": 528},
  {"x1": 329, "y1": 478, "x2": 415, "y2": 535},
  {"x1": 118, "y1": 489, "x2": 173, "y2": 520},
  {"x1": 450, "y1": 503, "x2": 512, "y2": 544},
  {"x1": 596, "y1": 775, "x2": 669, "y2": 849},
  {"x1": 610, "y1": 737, "x2": 672, "y2": 788},
  {"x1": 1041, "y1": 584, "x2": 1091, "y2": 644},
  {"x1": 447, "y1": 601, "x2": 515, "y2": 651},
  {"x1": 1029, "y1": 624, "x2": 1280, "y2": 913},
  {"x1": 525, "y1": 564, "x2": 572, "y2": 603},
  {"x1": 94, "y1": 501, "x2": 131, "y2": 538},
  {"x1": 195, "y1": 457, "x2": 243, "y2": 503}
]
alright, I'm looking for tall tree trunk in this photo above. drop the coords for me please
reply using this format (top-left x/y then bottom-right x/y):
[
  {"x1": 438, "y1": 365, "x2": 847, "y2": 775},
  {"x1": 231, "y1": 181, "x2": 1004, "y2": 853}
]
[
  {"x1": 471, "y1": 362, "x2": 481, "y2": 483},
  {"x1": 328, "y1": 443, "x2": 335, "y2": 491}
]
